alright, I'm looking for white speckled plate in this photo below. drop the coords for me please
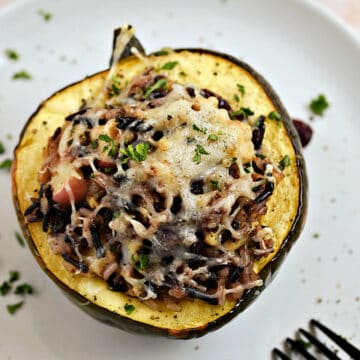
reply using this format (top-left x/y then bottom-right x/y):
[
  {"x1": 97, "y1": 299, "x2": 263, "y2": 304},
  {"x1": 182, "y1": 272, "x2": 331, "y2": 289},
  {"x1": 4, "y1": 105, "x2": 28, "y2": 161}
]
[{"x1": 0, "y1": 0, "x2": 359, "y2": 359}]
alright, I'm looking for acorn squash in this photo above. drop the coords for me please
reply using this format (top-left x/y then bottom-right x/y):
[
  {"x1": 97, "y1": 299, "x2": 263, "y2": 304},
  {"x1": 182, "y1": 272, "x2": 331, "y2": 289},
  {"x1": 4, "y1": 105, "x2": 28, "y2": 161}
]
[{"x1": 11, "y1": 26, "x2": 307, "y2": 338}]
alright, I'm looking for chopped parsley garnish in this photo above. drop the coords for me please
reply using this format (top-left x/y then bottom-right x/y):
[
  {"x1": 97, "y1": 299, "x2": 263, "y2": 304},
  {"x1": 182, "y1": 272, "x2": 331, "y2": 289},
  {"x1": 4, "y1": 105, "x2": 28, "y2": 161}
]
[
  {"x1": 0, "y1": 141, "x2": 5, "y2": 154},
  {"x1": 229, "y1": 107, "x2": 254, "y2": 120},
  {"x1": 197, "y1": 145, "x2": 209, "y2": 155},
  {"x1": 243, "y1": 162, "x2": 251, "y2": 173},
  {"x1": 154, "y1": 50, "x2": 169, "y2": 56},
  {"x1": 313, "y1": 233, "x2": 320, "y2": 238},
  {"x1": 110, "y1": 83, "x2": 120, "y2": 96},
  {"x1": 90, "y1": 140, "x2": 98, "y2": 149},
  {"x1": 237, "y1": 84, "x2": 245, "y2": 96},
  {"x1": 138, "y1": 254, "x2": 149, "y2": 270},
  {"x1": 124, "y1": 303, "x2": 135, "y2": 314},
  {"x1": 15, "y1": 231, "x2": 25, "y2": 247},
  {"x1": 278, "y1": 155, "x2": 291, "y2": 170},
  {"x1": 109, "y1": 76, "x2": 122, "y2": 97},
  {"x1": 9, "y1": 271, "x2": 20, "y2": 283},
  {"x1": 98, "y1": 134, "x2": 112, "y2": 142},
  {"x1": 179, "y1": 71, "x2": 187, "y2": 77},
  {"x1": 233, "y1": 94, "x2": 240, "y2": 102},
  {"x1": 113, "y1": 211, "x2": 120, "y2": 218},
  {"x1": 192, "y1": 152, "x2": 201, "y2": 164},
  {"x1": 193, "y1": 124, "x2": 207, "y2": 134},
  {"x1": 38, "y1": 10, "x2": 52, "y2": 21},
  {"x1": 144, "y1": 78, "x2": 167, "y2": 99},
  {"x1": 210, "y1": 180, "x2": 220, "y2": 190},
  {"x1": 7, "y1": 301, "x2": 24, "y2": 315},
  {"x1": 133, "y1": 254, "x2": 149, "y2": 271},
  {"x1": 232, "y1": 157, "x2": 238, "y2": 163},
  {"x1": 0, "y1": 158, "x2": 12, "y2": 170},
  {"x1": 256, "y1": 153, "x2": 266, "y2": 160},
  {"x1": 98, "y1": 134, "x2": 118, "y2": 157},
  {"x1": 192, "y1": 144, "x2": 209, "y2": 164},
  {"x1": 1, "y1": 270, "x2": 34, "y2": 314},
  {"x1": 208, "y1": 134, "x2": 219, "y2": 141},
  {"x1": 0, "y1": 282, "x2": 11, "y2": 296},
  {"x1": 12, "y1": 71, "x2": 32, "y2": 80},
  {"x1": 268, "y1": 111, "x2": 282, "y2": 121},
  {"x1": 121, "y1": 142, "x2": 149, "y2": 163},
  {"x1": 294, "y1": 339, "x2": 312, "y2": 350},
  {"x1": 161, "y1": 61, "x2": 178, "y2": 70},
  {"x1": 310, "y1": 94, "x2": 329, "y2": 116},
  {"x1": 5, "y1": 49, "x2": 19, "y2": 61},
  {"x1": 14, "y1": 283, "x2": 33, "y2": 295}
]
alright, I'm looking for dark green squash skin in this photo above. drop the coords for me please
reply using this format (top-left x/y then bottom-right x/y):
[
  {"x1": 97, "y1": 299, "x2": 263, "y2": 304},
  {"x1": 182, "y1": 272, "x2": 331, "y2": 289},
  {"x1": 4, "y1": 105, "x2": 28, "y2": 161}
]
[{"x1": 12, "y1": 45, "x2": 308, "y2": 339}]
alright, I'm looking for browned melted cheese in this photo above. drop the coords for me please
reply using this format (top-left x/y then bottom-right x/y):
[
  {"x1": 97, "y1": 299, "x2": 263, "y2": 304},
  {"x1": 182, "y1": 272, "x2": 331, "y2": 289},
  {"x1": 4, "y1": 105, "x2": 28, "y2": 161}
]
[
  {"x1": 36, "y1": 71, "x2": 277, "y2": 305},
  {"x1": 29, "y1": 27, "x2": 280, "y2": 306}
]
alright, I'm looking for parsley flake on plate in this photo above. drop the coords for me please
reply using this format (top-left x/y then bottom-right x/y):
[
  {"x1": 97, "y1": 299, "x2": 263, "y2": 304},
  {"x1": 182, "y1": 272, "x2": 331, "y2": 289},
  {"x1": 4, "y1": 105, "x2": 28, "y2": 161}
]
[
  {"x1": 7, "y1": 301, "x2": 24, "y2": 315},
  {"x1": 9, "y1": 271, "x2": 20, "y2": 283},
  {"x1": 0, "y1": 158, "x2": 13, "y2": 170},
  {"x1": 310, "y1": 94, "x2": 329, "y2": 116},
  {"x1": 12, "y1": 71, "x2": 32, "y2": 80},
  {"x1": 15, "y1": 231, "x2": 25, "y2": 247},
  {"x1": 14, "y1": 283, "x2": 34, "y2": 295},
  {"x1": 0, "y1": 281, "x2": 12, "y2": 296},
  {"x1": 5, "y1": 49, "x2": 19, "y2": 61},
  {"x1": 38, "y1": 10, "x2": 52, "y2": 22}
]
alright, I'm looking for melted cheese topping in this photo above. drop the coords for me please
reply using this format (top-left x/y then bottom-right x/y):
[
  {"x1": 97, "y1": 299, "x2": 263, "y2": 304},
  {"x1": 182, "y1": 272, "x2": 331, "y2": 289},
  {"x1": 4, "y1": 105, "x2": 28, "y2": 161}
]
[{"x1": 34, "y1": 48, "x2": 280, "y2": 306}]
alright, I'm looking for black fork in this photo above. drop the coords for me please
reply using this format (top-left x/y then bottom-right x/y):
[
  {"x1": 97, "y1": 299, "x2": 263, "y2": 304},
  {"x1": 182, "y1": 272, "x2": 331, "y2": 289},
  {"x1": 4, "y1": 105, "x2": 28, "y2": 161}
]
[{"x1": 273, "y1": 319, "x2": 360, "y2": 359}]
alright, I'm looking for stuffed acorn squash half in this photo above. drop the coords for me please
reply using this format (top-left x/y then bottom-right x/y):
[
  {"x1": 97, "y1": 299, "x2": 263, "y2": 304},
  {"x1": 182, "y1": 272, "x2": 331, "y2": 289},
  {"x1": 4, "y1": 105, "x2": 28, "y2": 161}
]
[{"x1": 12, "y1": 25, "x2": 307, "y2": 339}]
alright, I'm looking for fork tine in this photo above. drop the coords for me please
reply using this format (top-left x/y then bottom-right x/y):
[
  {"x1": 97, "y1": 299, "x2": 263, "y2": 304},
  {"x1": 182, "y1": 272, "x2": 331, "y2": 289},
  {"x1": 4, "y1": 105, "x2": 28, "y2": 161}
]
[
  {"x1": 286, "y1": 338, "x2": 317, "y2": 360},
  {"x1": 311, "y1": 319, "x2": 360, "y2": 359},
  {"x1": 273, "y1": 348, "x2": 291, "y2": 360},
  {"x1": 299, "y1": 328, "x2": 341, "y2": 360}
]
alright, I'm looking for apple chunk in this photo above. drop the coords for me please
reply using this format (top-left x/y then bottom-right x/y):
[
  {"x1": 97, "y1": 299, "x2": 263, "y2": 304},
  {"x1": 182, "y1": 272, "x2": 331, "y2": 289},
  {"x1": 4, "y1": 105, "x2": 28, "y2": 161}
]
[{"x1": 51, "y1": 163, "x2": 88, "y2": 206}]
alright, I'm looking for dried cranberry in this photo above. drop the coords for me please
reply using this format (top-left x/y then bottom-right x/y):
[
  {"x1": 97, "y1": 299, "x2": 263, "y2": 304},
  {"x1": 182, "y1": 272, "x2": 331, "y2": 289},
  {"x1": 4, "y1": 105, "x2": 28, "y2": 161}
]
[{"x1": 293, "y1": 119, "x2": 313, "y2": 147}]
